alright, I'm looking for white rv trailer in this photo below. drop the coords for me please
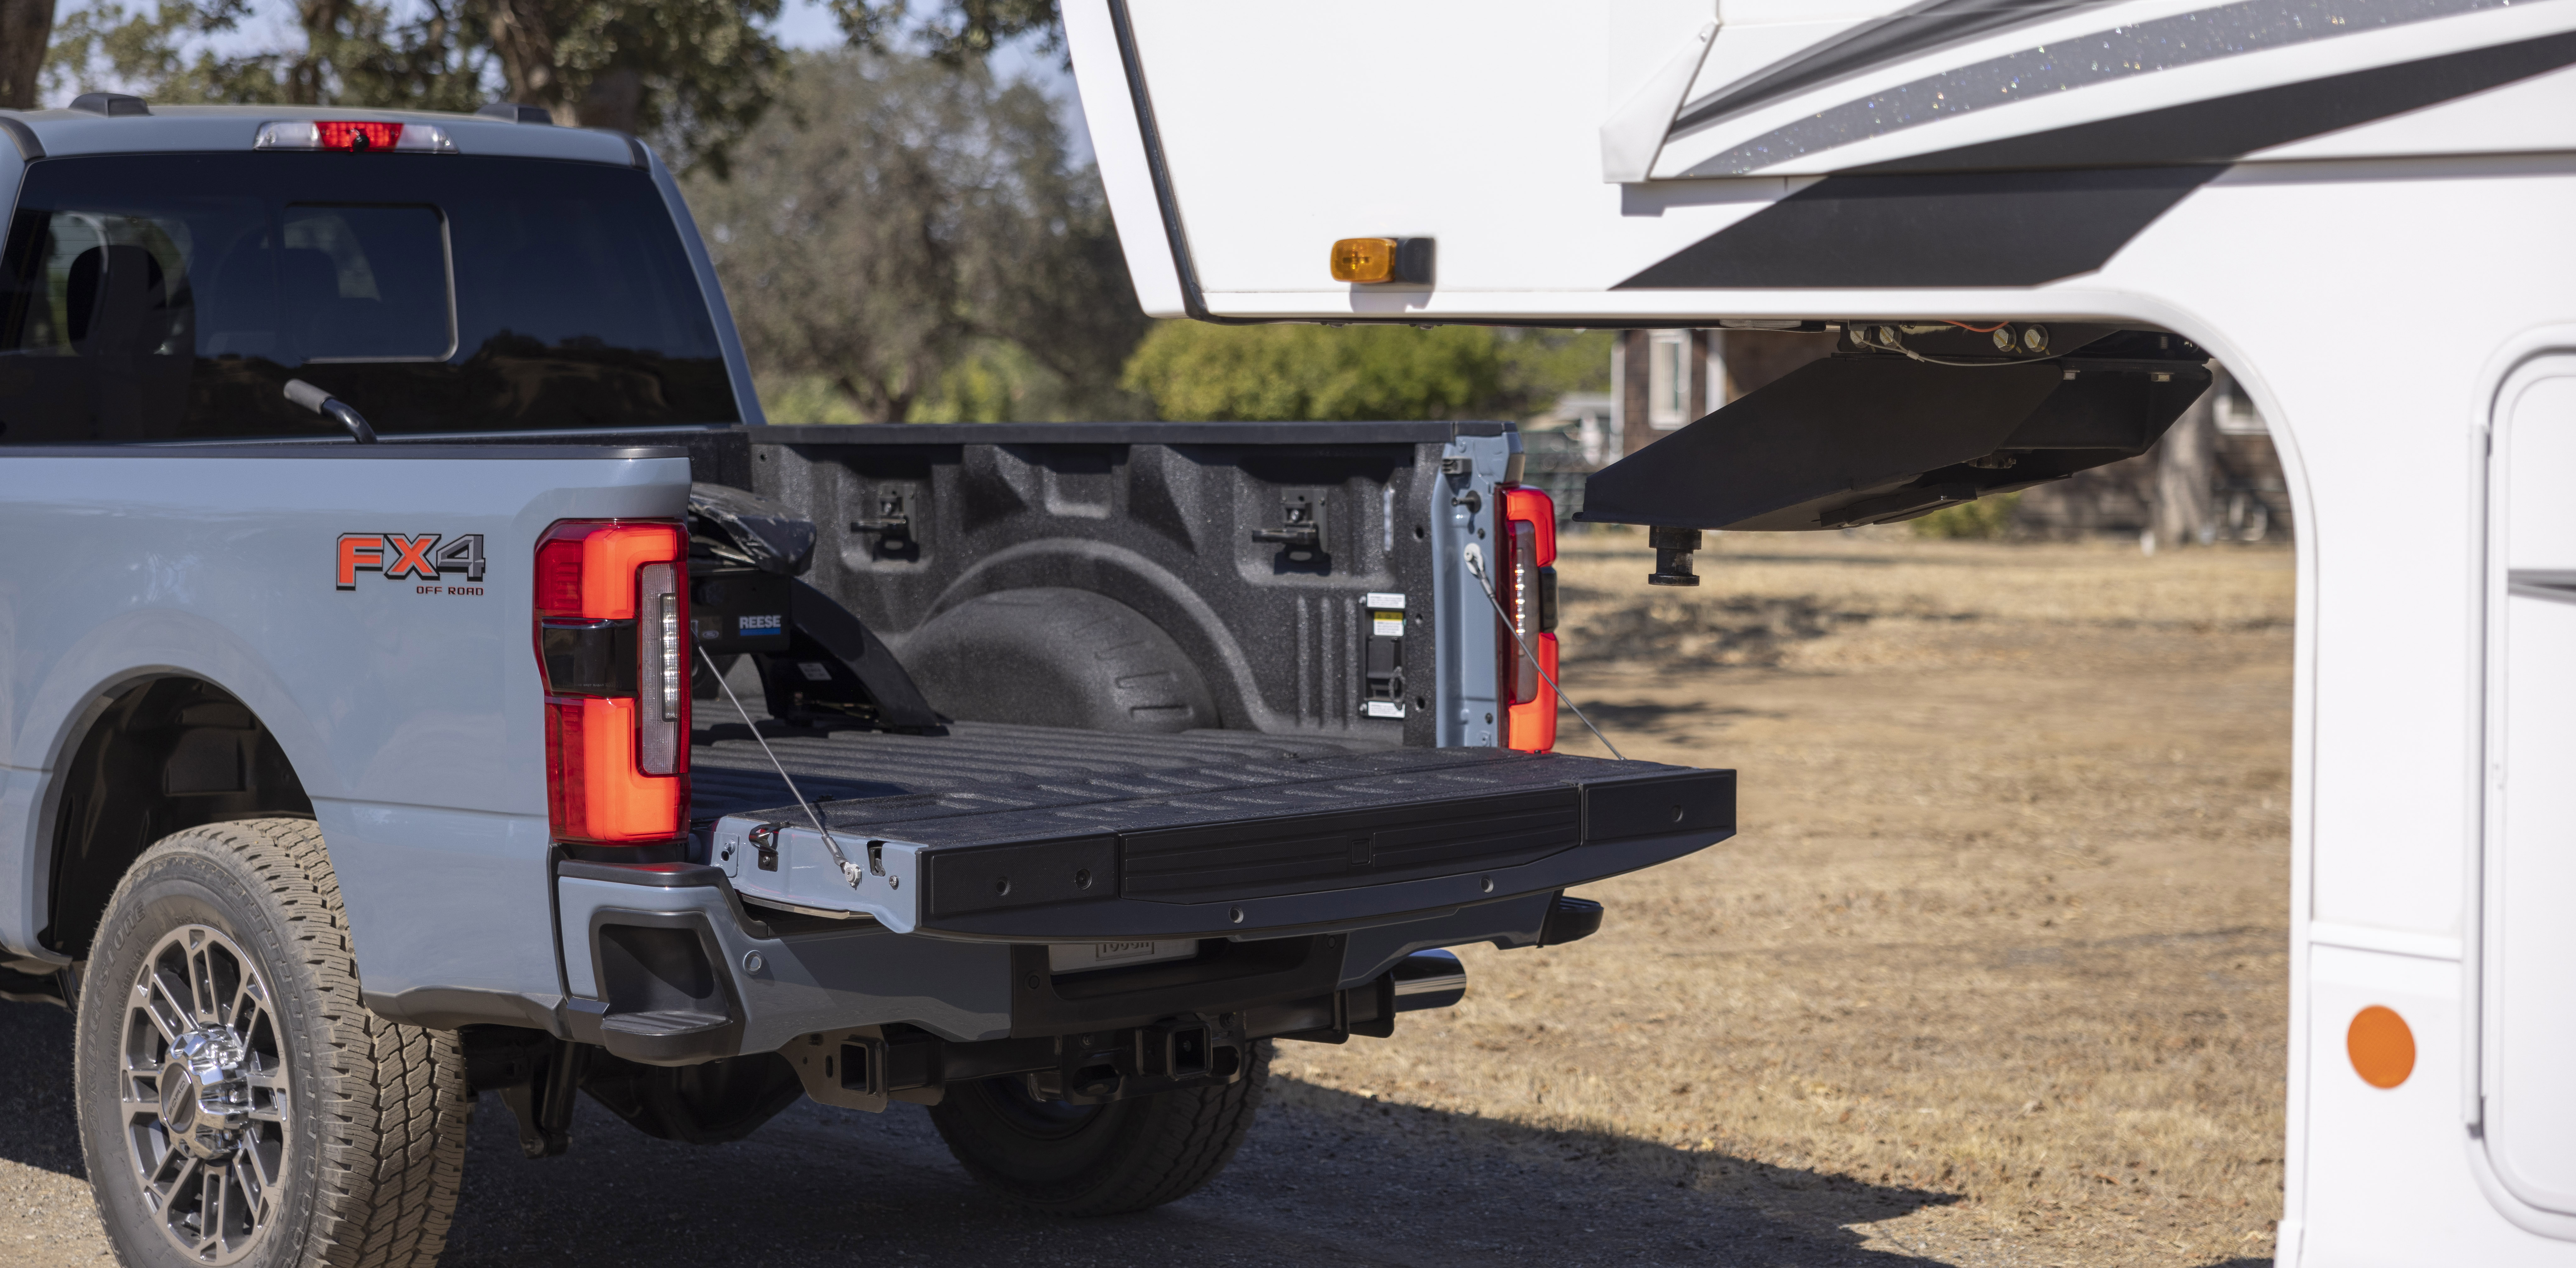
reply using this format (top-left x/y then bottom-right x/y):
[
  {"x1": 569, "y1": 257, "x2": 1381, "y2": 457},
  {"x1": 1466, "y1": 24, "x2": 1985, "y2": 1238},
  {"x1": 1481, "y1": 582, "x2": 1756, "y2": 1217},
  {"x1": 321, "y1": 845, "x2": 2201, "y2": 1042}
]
[{"x1": 1059, "y1": 0, "x2": 2576, "y2": 1261}]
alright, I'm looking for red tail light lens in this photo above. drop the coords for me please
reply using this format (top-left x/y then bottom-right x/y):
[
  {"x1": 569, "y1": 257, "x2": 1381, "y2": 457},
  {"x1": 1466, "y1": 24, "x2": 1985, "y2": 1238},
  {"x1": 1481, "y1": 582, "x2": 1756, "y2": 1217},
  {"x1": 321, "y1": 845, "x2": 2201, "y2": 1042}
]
[
  {"x1": 318, "y1": 121, "x2": 402, "y2": 151},
  {"x1": 535, "y1": 520, "x2": 689, "y2": 844},
  {"x1": 1498, "y1": 485, "x2": 1558, "y2": 753},
  {"x1": 253, "y1": 120, "x2": 458, "y2": 153}
]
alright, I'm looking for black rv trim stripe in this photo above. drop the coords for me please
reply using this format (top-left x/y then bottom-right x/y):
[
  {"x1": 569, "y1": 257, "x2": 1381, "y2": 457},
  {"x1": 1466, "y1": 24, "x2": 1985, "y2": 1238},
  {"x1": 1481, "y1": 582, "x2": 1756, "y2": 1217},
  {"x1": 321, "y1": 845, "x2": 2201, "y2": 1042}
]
[
  {"x1": 1108, "y1": 0, "x2": 1246, "y2": 325},
  {"x1": 1669, "y1": 0, "x2": 2099, "y2": 141},
  {"x1": 1849, "y1": 25, "x2": 2576, "y2": 173},
  {"x1": 1676, "y1": 0, "x2": 2518, "y2": 177},
  {"x1": 1619, "y1": 30, "x2": 2576, "y2": 290},
  {"x1": 1619, "y1": 166, "x2": 2220, "y2": 289}
]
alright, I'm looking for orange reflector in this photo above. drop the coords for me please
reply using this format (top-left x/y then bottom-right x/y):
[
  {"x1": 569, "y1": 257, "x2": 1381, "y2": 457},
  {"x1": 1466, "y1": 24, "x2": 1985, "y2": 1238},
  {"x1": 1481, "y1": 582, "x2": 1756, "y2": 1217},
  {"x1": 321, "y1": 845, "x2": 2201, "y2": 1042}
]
[
  {"x1": 2347, "y1": 1005, "x2": 2415, "y2": 1089},
  {"x1": 1331, "y1": 238, "x2": 1399, "y2": 283}
]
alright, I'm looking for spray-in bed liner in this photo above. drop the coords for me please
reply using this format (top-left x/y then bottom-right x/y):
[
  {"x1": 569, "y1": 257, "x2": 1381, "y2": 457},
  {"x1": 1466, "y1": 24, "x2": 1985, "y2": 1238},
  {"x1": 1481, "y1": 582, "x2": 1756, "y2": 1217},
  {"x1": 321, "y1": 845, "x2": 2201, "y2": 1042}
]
[
  {"x1": 688, "y1": 717, "x2": 1398, "y2": 822},
  {"x1": 687, "y1": 715, "x2": 1734, "y2": 940}
]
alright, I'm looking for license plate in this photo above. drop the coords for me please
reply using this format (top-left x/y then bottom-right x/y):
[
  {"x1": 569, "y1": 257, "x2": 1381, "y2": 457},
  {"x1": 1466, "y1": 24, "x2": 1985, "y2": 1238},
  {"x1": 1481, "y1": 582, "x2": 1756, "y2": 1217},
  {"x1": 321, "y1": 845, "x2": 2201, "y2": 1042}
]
[{"x1": 1046, "y1": 940, "x2": 1199, "y2": 975}]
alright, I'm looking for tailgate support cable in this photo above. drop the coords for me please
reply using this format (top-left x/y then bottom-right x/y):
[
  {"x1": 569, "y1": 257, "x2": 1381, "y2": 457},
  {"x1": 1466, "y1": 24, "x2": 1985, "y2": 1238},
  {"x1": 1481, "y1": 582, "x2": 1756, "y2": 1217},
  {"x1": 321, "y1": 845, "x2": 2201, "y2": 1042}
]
[
  {"x1": 1463, "y1": 548, "x2": 1625, "y2": 761},
  {"x1": 698, "y1": 645, "x2": 867, "y2": 888}
]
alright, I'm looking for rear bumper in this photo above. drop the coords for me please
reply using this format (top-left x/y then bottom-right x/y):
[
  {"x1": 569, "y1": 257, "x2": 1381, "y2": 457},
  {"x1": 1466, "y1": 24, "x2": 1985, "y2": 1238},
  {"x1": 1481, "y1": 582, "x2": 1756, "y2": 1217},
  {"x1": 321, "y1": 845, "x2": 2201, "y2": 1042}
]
[
  {"x1": 780, "y1": 952, "x2": 1464, "y2": 1112},
  {"x1": 549, "y1": 748, "x2": 1726, "y2": 1067},
  {"x1": 551, "y1": 860, "x2": 1589, "y2": 1067}
]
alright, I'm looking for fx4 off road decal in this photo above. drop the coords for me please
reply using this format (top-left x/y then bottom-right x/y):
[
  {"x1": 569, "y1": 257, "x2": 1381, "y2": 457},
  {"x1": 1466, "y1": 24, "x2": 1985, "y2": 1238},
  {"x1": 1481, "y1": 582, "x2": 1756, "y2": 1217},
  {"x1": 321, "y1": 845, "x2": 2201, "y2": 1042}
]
[{"x1": 336, "y1": 533, "x2": 487, "y2": 593}]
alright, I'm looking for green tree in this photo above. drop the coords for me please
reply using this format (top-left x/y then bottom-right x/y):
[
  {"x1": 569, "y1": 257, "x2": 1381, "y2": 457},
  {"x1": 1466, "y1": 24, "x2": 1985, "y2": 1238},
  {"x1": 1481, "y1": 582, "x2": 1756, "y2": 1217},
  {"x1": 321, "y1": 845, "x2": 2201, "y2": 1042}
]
[
  {"x1": 685, "y1": 49, "x2": 1145, "y2": 423},
  {"x1": 3, "y1": 0, "x2": 59, "y2": 108},
  {"x1": 1120, "y1": 323, "x2": 1610, "y2": 422},
  {"x1": 1909, "y1": 490, "x2": 2024, "y2": 539},
  {"x1": 828, "y1": 0, "x2": 1057, "y2": 62},
  {"x1": 41, "y1": 0, "x2": 780, "y2": 169}
]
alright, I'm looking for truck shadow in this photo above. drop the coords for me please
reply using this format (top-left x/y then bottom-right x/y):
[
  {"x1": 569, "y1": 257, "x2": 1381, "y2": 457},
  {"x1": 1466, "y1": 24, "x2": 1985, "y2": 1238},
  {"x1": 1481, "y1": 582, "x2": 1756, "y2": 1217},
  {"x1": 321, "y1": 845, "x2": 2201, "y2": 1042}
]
[
  {"x1": 0, "y1": 1001, "x2": 81, "y2": 1180},
  {"x1": 2, "y1": 1003, "x2": 1956, "y2": 1265},
  {"x1": 1570, "y1": 700, "x2": 1784, "y2": 735},
  {"x1": 442, "y1": 1071, "x2": 1959, "y2": 1268}
]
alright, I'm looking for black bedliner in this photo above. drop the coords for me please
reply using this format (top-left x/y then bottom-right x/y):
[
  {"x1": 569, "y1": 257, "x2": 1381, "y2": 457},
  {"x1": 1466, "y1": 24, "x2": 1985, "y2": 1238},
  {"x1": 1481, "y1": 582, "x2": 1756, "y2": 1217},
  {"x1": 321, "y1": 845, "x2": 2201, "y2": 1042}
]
[
  {"x1": 688, "y1": 718, "x2": 1396, "y2": 822},
  {"x1": 688, "y1": 715, "x2": 1734, "y2": 940}
]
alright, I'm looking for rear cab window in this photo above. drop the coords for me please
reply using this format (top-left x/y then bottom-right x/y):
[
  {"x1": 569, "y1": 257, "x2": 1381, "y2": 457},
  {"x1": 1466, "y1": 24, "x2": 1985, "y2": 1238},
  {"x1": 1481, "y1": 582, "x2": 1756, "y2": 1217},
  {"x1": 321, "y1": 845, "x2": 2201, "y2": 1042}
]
[{"x1": 0, "y1": 152, "x2": 738, "y2": 441}]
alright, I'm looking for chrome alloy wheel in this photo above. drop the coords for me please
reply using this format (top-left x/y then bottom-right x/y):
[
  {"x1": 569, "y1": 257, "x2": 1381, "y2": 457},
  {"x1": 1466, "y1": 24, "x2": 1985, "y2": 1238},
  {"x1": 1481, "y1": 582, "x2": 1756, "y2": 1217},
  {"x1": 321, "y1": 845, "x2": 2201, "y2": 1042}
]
[{"x1": 119, "y1": 924, "x2": 291, "y2": 1264}]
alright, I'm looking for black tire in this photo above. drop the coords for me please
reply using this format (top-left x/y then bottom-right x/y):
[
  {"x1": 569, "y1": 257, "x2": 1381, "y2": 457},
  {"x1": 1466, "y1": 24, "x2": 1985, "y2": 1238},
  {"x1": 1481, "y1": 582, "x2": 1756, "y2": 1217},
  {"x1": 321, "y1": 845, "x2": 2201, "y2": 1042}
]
[
  {"x1": 73, "y1": 818, "x2": 470, "y2": 1268},
  {"x1": 927, "y1": 1040, "x2": 1271, "y2": 1216}
]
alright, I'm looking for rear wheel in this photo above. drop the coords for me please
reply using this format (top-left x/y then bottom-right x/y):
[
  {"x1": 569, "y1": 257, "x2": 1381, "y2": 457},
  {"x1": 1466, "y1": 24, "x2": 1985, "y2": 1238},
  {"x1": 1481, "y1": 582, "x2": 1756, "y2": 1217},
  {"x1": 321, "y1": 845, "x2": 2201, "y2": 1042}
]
[
  {"x1": 73, "y1": 818, "x2": 469, "y2": 1268},
  {"x1": 927, "y1": 1040, "x2": 1270, "y2": 1215}
]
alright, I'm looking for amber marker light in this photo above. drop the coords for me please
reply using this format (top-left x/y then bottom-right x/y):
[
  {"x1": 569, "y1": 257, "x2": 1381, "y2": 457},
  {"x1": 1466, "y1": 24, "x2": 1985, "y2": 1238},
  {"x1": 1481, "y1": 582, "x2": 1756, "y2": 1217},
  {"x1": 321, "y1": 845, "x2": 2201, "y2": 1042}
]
[
  {"x1": 2347, "y1": 1005, "x2": 2416, "y2": 1089},
  {"x1": 1331, "y1": 237, "x2": 1400, "y2": 283}
]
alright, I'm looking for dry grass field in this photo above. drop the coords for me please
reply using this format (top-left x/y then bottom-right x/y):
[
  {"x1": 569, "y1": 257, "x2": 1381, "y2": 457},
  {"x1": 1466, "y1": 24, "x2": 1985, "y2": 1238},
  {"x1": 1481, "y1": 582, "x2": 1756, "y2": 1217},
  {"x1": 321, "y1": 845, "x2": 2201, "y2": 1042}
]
[
  {"x1": 1278, "y1": 530, "x2": 2298, "y2": 1266},
  {"x1": 0, "y1": 532, "x2": 2295, "y2": 1268}
]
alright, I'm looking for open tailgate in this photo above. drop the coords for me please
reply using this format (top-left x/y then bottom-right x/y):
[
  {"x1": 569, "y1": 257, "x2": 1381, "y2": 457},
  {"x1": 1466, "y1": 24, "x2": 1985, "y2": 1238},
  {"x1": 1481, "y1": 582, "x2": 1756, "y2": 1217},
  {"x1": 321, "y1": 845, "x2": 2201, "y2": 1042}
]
[{"x1": 708, "y1": 746, "x2": 1731, "y2": 941}]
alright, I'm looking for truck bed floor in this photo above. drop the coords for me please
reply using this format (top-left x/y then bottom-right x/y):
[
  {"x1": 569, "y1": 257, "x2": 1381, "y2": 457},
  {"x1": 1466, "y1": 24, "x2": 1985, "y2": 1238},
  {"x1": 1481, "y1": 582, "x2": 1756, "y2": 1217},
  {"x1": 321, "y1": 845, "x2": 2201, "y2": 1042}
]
[{"x1": 688, "y1": 714, "x2": 1396, "y2": 824}]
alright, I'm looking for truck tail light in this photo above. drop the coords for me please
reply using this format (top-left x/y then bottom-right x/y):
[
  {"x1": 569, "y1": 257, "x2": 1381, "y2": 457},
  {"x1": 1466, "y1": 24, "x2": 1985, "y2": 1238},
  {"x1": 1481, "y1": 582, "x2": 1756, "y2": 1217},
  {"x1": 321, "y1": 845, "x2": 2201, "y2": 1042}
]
[
  {"x1": 535, "y1": 520, "x2": 689, "y2": 844},
  {"x1": 1497, "y1": 484, "x2": 1559, "y2": 753}
]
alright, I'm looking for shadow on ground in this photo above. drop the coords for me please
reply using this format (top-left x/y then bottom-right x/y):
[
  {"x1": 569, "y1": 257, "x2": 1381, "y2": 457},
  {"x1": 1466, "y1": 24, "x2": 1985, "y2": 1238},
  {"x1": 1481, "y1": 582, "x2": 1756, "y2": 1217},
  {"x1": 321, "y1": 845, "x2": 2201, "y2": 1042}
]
[
  {"x1": 1568, "y1": 699, "x2": 1783, "y2": 737},
  {"x1": 0, "y1": 1000, "x2": 82, "y2": 1182},
  {"x1": 439, "y1": 1076, "x2": 1953, "y2": 1268},
  {"x1": 3, "y1": 1000, "x2": 1961, "y2": 1267}
]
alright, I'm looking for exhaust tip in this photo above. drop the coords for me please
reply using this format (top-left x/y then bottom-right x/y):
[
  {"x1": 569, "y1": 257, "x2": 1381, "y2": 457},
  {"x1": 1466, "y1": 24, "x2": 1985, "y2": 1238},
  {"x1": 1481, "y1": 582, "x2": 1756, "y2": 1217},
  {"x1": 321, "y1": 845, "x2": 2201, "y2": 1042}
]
[{"x1": 1391, "y1": 949, "x2": 1466, "y2": 1013}]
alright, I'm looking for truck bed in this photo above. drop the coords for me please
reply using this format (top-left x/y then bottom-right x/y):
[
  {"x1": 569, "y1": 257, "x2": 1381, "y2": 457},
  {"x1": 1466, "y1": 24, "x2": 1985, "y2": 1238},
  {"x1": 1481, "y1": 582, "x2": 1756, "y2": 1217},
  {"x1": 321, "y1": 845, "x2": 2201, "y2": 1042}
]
[
  {"x1": 689, "y1": 716, "x2": 1397, "y2": 821},
  {"x1": 688, "y1": 712, "x2": 1734, "y2": 942}
]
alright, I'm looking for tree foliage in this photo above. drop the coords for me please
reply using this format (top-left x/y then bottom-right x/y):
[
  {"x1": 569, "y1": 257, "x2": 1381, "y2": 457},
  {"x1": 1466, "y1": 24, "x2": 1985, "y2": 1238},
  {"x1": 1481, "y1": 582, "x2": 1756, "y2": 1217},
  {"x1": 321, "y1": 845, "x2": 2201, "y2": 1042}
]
[
  {"x1": 826, "y1": 0, "x2": 1057, "y2": 63},
  {"x1": 1910, "y1": 490, "x2": 2024, "y2": 539},
  {"x1": 40, "y1": 0, "x2": 780, "y2": 169},
  {"x1": 1120, "y1": 323, "x2": 1611, "y2": 422},
  {"x1": 686, "y1": 49, "x2": 1145, "y2": 423}
]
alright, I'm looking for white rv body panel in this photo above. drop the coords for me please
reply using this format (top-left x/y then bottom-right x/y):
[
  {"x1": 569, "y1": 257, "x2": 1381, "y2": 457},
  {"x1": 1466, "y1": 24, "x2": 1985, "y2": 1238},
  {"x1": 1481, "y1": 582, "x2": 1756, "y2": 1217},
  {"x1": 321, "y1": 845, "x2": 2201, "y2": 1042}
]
[
  {"x1": 1649, "y1": 0, "x2": 2576, "y2": 177},
  {"x1": 1062, "y1": 2, "x2": 1188, "y2": 316},
  {"x1": 1066, "y1": 1, "x2": 2576, "y2": 1260},
  {"x1": 1068, "y1": 0, "x2": 2576, "y2": 313}
]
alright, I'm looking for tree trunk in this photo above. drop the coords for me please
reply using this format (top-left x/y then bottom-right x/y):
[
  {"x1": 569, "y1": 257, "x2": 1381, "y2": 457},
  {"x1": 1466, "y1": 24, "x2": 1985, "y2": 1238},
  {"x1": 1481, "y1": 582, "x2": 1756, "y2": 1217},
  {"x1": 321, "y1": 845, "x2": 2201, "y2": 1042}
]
[
  {"x1": 2151, "y1": 377, "x2": 2219, "y2": 549},
  {"x1": 0, "y1": 0, "x2": 55, "y2": 111},
  {"x1": 1618, "y1": 329, "x2": 1653, "y2": 458},
  {"x1": 573, "y1": 67, "x2": 641, "y2": 133},
  {"x1": 287, "y1": 0, "x2": 346, "y2": 103},
  {"x1": 486, "y1": 0, "x2": 567, "y2": 117}
]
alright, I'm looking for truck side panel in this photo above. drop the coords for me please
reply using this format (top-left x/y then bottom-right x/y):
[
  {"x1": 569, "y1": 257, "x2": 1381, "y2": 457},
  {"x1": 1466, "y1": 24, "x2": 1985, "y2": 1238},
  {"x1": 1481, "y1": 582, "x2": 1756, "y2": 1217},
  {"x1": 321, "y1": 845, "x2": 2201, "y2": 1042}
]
[{"x1": 0, "y1": 449, "x2": 687, "y2": 1031}]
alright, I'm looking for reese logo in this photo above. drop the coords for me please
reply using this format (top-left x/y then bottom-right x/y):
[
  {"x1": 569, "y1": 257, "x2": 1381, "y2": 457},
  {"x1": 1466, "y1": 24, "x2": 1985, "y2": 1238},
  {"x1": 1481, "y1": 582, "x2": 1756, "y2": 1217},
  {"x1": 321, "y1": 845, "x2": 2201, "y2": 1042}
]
[{"x1": 336, "y1": 533, "x2": 487, "y2": 592}]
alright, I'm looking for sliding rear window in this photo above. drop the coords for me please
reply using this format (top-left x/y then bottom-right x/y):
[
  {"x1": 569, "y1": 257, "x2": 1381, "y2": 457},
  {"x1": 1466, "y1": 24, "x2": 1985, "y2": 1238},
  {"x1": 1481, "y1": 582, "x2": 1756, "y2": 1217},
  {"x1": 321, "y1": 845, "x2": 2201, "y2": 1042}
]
[{"x1": 0, "y1": 152, "x2": 738, "y2": 441}]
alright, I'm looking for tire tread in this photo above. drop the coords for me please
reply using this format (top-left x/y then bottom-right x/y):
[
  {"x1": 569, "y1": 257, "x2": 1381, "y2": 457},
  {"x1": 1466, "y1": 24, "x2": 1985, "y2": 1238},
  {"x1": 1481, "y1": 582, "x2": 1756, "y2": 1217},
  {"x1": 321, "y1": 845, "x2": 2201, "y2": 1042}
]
[
  {"x1": 80, "y1": 818, "x2": 469, "y2": 1268},
  {"x1": 932, "y1": 1040, "x2": 1269, "y2": 1217}
]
